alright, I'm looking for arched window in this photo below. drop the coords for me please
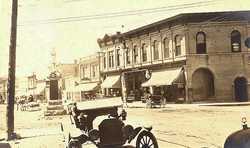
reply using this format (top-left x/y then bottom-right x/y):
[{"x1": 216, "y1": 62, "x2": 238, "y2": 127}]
[
  {"x1": 163, "y1": 37, "x2": 169, "y2": 58},
  {"x1": 231, "y1": 30, "x2": 241, "y2": 52},
  {"x1": 152, "y1": 40, "x2": 159, "y2": 60},
  {"x1": 175, "y1": 35, "x2": 181, "y2": 56},
  {"x1": 141, "y1": 43, "x2": 147, "y2": 62},
  {"x1": 196, "y1": 32, "x2": 206, "y2": 54}
]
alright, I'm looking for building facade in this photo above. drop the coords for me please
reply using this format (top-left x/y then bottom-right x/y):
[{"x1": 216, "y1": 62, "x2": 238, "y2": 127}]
[
  {"x1": 76, "y1": 54, "x2": 100, "y2": 101},
  {"x1": 97, "y1": 11, "x2": 250, "y2": 102},
  {"x1": 61, "y1": 54, "x2": 100, "y2": 102},
  {"x1": 0, "y1": 77, "x2": 7, "y2": 102},
  {"x1": 53, "y1": 63, "x2": 79, "y2": 101}
]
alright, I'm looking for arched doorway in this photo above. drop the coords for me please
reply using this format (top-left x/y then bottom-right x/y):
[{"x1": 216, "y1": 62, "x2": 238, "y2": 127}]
[
  {"x1": 192, "y1": 68, "x2": 215, "y2": 100},
  {"x1": 234, "y1": 77, "x2": 248, "y2": 102}
]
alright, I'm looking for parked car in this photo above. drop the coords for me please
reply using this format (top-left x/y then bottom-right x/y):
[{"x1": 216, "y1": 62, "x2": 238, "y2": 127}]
[{"x1": 146, "y1": 95, "x2": 166, "y2": 108}]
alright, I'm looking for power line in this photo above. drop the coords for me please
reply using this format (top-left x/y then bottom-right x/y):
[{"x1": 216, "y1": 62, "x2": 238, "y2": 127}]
[
  {"x1": 23, "y1": 0, "x2": 217, "y2": 22},
  {"x1": 18, "y1": 0, "x2": 221, "y2": 26}
]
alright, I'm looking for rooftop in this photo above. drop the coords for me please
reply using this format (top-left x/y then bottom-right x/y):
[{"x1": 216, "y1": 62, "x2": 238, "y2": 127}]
[{"x1": 98, "y1": 10, "x2": 250, "y2": 42}]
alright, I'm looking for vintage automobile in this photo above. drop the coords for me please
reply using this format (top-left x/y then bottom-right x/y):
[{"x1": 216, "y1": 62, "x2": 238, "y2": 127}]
[
  {"x1": 146, "y1": 95, "x2": 165, "y2": 108},
  {"x1": 62, "y1": 98, "x2": 158, "y2": 148}
]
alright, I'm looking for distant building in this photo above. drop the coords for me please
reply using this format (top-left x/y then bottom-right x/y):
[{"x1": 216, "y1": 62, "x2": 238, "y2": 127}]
[
  {"x1": 77, "y1": 53, "x2": 100, "y2": 101},
  {"x1": 51, "y1": 62, "x2": 79, "y2": 101},
  {"x1": 27, "y1": 74, "x2": 37, "y2": 96},
  {"x1": 15, "y1": 77, "x2": 29, "y2": 98},
  {"x1": 0, "y1": 77, "x2": 7, "y2": 102},
  {"x1": 0, "y1": 74, "x2": 47, "y2": 102},
  {"x1": 36, "y1": 79, "x2": 47, "y2": 102},
  {"x1": 64, "y1": 54, "x2": 101, "y2": 102},
  {"x1": 98, "y1": 11, "x2": 250, "y2": 102}
]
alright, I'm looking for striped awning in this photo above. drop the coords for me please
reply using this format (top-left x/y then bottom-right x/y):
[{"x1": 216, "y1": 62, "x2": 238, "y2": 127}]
[
  {"x1": 101, "y1": 75, "x2": 121, "y2": 88},
  {"x1": 142, "y1": 68, "x2": 184, "y2": 87},
  {"x1": 76, "y1": 82, "x2": 99, "y2": 92}
]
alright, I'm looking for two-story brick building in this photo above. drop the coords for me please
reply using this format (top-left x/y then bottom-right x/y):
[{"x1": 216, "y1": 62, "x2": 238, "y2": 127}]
[
  {"x1": 77, "y1": 54, "x2": 100, "y2": 100},
  {"x1": 64, "y1": 54, "x2": 101, "y2": 101},
  {"x1": 98, "y1": 11, "x2": 250, "y2": 102}
]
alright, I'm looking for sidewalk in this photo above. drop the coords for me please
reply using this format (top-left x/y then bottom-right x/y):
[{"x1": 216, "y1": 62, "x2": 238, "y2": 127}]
[
  {"x1": 125, "y1": 100, "x2": 250, "y2": 108},
  {"x1": 0, "y1": 126, "x2": 64, "y2": 148}
]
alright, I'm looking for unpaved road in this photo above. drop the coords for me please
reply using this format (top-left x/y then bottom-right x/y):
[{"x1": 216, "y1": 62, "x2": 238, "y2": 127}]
[{"x1": 0, "y1": 103, "x2": 249, "y2": 148}]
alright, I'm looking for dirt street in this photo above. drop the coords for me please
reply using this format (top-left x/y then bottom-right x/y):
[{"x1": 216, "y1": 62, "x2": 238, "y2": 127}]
[{"x1": 0, "y1": 103, "x2": 249, "y2": 148}]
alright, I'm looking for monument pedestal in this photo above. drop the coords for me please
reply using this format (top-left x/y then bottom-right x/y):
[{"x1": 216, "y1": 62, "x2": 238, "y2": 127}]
[
  {"x1": 44, "y1": 72, "x2": 66, "y2": 116},
  {"x1": 44, "y1": 100, "x2": 66, "y2": 116}
]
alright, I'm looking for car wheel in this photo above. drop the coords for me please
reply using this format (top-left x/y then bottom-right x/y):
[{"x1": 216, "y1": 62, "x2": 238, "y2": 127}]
[
  {"x1": 136, "y1": 131, "x2": 158, "y2": 148},
  {"x1": 68, "y1": 139, "x2": 82, "y2": 148}
]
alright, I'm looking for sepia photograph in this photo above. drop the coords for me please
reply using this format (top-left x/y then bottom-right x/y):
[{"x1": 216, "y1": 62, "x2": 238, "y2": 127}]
[{"x1": 1, "y1": 0, "x2": 250, "y2": 147}]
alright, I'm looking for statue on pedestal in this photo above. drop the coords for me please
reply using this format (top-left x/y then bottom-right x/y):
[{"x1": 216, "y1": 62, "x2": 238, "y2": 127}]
[{"x1": 44, "y1": 49, "x2": 66, "y2": 116}]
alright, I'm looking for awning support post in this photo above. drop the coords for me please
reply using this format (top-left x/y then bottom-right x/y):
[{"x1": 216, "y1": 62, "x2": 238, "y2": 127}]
[
  {"x1": 121, "y1": 73, "x2": 127, "y2": 107},
  {"x1": 183, "y1": 66, "x2": 189, "y2": 103}
]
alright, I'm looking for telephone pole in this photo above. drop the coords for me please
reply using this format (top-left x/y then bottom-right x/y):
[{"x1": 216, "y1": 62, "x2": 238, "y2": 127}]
[{"x1": 6, "y1": 0, "x2": 18, "y2": 140}]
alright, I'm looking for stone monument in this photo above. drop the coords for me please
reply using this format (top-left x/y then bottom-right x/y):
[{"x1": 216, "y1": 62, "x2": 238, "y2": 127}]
[
  {"x1": 44, "y1": 72, "x2": 65, "y2": 116},
  {"x1": 44, "y1": 49, "x2": 66, "y2": 116}
]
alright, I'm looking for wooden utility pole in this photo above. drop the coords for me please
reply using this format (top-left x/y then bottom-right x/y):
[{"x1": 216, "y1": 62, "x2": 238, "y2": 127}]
[{"x1": 6, "y1": 0, "x2": 18, "y2": 140}]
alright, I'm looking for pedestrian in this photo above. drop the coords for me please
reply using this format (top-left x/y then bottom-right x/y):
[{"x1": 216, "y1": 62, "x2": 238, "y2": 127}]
[{"x1": 0, "y1": 95, "x2": 3, "y2": 104}]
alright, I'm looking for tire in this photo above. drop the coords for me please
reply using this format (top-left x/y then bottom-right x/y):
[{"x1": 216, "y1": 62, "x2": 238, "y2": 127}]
[
  {"x1": 68, "y1": 139, "x2": 82, "y2": 148},
  {"x1": 136, "y1": 131, "x2": 158, "y2": 148}
]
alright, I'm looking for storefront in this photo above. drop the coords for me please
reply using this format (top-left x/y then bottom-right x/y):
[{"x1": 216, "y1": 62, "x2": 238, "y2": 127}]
[
  {"x1": 141, "y1": 67, "x2": 185, "y2": 102},
  {"x1": 101, "y1": 75, "x2": 121, "y2": 97},
  {"x1": 76, "y1": 82, "x2": 99, "y2": 100},
  {"x1": 121, "y1": 70, "x2": 148, "y2": 101},
  {"x1": 65, "y1": 82, "x2": 99, "y2": 101}
]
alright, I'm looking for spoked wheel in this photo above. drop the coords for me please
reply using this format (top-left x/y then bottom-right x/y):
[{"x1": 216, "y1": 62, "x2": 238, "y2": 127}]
[{"x1": 136, "y1": 131, "x2": 158, "y2": 148}]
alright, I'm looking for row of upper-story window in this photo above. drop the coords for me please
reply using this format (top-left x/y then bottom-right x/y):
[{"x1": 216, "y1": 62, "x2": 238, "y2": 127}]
[
  {"x1": 102, "y1": 34, "x2": 184, "y2": 69},
  {"x1": 102, "y1": 29, "x2": 243, "y2": 69},
  {"x1": 79, "y1": 64, "x2": 99, "y2": 80}
]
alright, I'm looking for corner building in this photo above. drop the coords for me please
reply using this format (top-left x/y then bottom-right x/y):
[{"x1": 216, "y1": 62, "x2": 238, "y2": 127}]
[{"x1": 97, "y1": 11, "x2": 250, "y2": 102}]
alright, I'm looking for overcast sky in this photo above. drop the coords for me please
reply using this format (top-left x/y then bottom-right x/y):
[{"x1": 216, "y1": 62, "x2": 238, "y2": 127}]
[{"x1": 0, "y1": 0, "x2": 250, "y2": 78}]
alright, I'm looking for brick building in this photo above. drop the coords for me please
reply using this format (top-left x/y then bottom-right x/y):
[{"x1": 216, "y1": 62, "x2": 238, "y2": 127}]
[
  {"x1": 76, "y1": 54, "x2": 100, "y2": 101},
  {"x1": 63, "y1": 54, "x2": 100, "y2": 102},
  {"x1": 97, "y1": 11, "x2": 250, "y2": 102}
]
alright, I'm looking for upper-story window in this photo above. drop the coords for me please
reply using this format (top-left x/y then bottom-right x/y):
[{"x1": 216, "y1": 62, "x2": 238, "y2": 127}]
[
  {"x1": 92, "y1": 65, "x2": 96, "y2": 78},
  {"x1": 133, "y1": 45, "x2": 139, "y2": 64},
  {"x1": 116, "y1": 48, "x2": 121, "y2": 67},
  {"x1": 175, "y1": 35, "x2": 181, "y2": 56},
  {"x1": 80, "y1": 65, "x2": 87, "y2": 79},
  {"x1": 108, "y1": 51, "x2": 114, "y2": 68},
  {"x1": 231, "y1": 30, "x2": 241, "y2": 52},
  {"x1": 103, "y1": 53, "x2": 106, "y2": 69},
  {"x1": 196, "y1": 32, "x2": 207, "y2": 54},
  {"x1": 142, "y1": 43, "x2": 147, "y2": 62},
  {"x1": 152, "y1": 40, "x2": 159, "y2": 60},
  {"x1": 163, "y1": 37, "x2": 169, "y2": 58},
  {"x1": 126, "y1": 49, "x2": 131, "y2": 65}
]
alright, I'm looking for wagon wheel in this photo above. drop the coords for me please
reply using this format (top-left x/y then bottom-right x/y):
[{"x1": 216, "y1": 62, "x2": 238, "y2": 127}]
[{"x1": 136, "y1": 131, "x2": 158, "y2": 148}]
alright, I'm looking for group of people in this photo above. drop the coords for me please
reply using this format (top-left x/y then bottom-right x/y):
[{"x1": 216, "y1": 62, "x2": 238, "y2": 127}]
[{"x1": 16, "y1": 95, "x2": 35, "y2": 111}]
